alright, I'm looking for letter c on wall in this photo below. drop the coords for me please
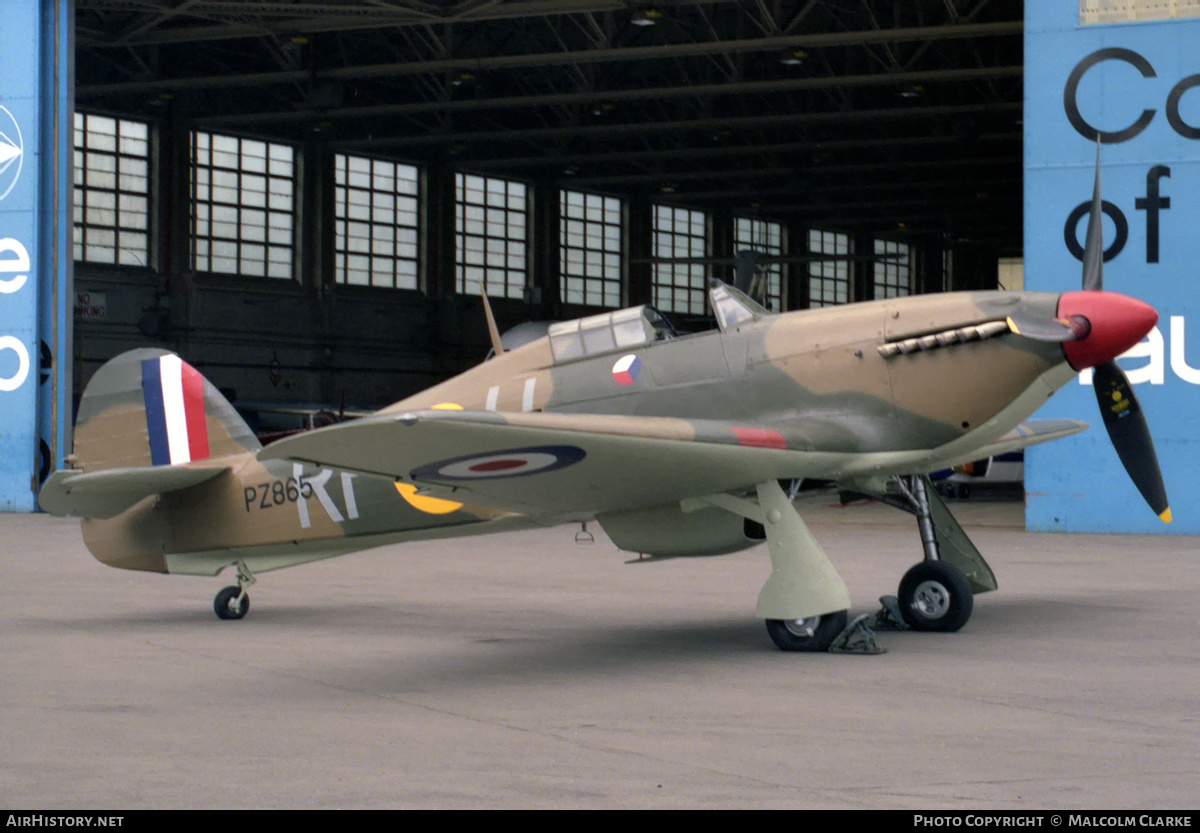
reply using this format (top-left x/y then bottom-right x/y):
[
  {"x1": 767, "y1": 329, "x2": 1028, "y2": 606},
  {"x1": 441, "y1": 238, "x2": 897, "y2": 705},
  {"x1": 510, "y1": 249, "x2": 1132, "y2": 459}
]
[{"x1": 1064, "y1": 47, "x2": 1156, "y2": 143}]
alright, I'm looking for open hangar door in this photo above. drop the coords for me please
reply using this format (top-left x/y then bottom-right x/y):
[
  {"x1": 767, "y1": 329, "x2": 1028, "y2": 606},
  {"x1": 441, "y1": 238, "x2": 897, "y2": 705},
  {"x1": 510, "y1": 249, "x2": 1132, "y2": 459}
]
[
  {"x1": 62, "y1": 1, "x2": 1028, "y2": 502},
  {"x1": 0, "y1": 1, "x2": 72, "y2": 511}
]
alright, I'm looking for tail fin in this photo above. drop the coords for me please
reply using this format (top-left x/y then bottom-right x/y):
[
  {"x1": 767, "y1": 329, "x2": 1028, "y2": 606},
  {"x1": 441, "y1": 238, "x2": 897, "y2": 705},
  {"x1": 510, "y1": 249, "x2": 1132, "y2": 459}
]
[
  {"x1": 40, "y1": 350, "x2": 260, "y2": 519},
  {"x1": 73, "y1": 348, "x2": 260, "y2": 472}
]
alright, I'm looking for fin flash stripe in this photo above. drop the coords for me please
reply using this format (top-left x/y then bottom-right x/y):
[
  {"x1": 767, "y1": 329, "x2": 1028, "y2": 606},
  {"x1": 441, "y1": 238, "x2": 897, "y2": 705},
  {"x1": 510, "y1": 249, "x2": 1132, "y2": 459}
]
[{"x1": 142, "y1": 355, "x2": 210, "y2": 465}]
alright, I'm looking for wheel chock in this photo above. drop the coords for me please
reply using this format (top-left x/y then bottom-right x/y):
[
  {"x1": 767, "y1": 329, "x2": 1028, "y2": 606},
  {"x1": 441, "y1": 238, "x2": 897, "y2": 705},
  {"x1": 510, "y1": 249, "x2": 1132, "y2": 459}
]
[
  {"x1": 828, "y1": 613, "x2": 887, "y2": 654},
  {"x1": 872, "y1": 595, "x2": 911, "y2": 631}
]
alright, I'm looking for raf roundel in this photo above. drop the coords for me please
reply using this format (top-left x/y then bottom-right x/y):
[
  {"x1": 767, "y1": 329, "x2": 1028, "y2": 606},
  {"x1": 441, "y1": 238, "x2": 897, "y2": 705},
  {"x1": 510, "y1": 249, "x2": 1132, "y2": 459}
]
[
  {"x1": 410, "y1": 445, "x2": 587, "y2": 481},
  {"x1": 611, "y1": 354, "x2": 641, "y2": 386}
]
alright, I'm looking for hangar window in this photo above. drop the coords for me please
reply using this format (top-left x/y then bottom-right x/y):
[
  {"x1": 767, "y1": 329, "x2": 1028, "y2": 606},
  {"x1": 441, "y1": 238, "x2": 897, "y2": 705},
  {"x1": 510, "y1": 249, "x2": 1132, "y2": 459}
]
[
  {"x1": 652, "y1": 205, "x2": 708, "y2": 315},
  {"x1": 807, "y1": 229, "x2": 851, "y2": 307},
  {"x1": 560, "y1": 190, "x2": 622, "y2": 308},
  {"x1": 873, "y1": 239, "x2": 912, "y2": 299},
  {"x1": 191, "y1": 131, "x2": 295, "y2": 279},
  {"x1": 733, "y1": 217, "x2": 784, "y2": 311},
  {"x1": 335, "y1": 155, "x2": 420, "y2": 290},
  {"x1": 456, "y1": 173, "x2": 527, "y2": 300},
  {"x1": 73, "y1": 113, "x2": 150, "y2": 266}
]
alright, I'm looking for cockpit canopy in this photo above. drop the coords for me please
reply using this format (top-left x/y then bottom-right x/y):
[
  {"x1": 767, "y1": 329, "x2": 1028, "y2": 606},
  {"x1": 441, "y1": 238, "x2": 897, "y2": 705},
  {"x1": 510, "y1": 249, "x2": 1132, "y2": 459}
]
[
  {"x1": 545, "y1": 280, "x2": 770, "y2": 363},
  {"x1": 547, "y1": 306, "x2": 676, "y2": 362}
]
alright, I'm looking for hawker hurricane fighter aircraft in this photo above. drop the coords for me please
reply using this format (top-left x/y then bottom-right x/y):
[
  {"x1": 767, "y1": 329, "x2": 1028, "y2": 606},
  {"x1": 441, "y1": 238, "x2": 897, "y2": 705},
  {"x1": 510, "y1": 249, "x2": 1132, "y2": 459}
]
[{"x1": 41, "y1": 161, "x2": 1169, "y2": 652}]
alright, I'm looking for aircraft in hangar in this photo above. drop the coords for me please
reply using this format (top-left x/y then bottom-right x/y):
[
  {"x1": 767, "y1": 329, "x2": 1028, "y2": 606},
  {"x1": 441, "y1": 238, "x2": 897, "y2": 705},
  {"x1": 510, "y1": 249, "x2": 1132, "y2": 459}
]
[{"x1": 39, "y1": 159, "x2": 1169, "y2": 652}]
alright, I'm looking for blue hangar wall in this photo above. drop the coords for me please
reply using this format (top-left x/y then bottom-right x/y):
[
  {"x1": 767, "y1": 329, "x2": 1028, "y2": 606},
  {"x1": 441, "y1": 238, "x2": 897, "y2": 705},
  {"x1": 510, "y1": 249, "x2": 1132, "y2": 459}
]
[
  {"x1": 0, "y1": 1, "x2": 72, "y2": 512},
  {"x1": 1025, "y1": 4, "x2": 1200, "y2": 533}
]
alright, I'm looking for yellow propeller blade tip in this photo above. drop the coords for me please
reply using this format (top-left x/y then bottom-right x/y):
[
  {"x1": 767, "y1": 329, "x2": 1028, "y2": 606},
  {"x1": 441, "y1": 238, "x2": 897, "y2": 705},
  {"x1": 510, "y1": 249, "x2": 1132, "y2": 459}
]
[{"x1": 1159, "y1": 507, "x2": 1172, "y2": 523}]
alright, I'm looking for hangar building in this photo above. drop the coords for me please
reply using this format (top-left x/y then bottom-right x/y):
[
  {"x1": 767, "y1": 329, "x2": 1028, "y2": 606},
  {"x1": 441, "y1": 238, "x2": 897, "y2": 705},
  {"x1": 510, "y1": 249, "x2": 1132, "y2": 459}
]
[{"x1": 1, "y1": 0, "x2": 1195, "y2": 532}]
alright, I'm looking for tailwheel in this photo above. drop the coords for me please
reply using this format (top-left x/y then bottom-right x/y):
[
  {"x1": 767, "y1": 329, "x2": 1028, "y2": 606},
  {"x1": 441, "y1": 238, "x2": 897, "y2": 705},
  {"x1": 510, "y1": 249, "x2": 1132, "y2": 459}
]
[
  {"x1": 897, "y1": 561, "x2": 972, "y2": 632},
  {"x1": 765, "y1": 610, "x2": 848, "y2": 652},
  {"x1": 213, "y1": 561, "x2": 256, "y2": 620},
  {"x1": 213, "y1": 586, "x2": 249, "y2": 620}
]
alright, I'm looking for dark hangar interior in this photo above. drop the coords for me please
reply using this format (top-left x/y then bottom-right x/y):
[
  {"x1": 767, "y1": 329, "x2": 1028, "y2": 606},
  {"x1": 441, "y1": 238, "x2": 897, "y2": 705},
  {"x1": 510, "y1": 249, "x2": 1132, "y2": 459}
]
[{"x1": 72, "y1": 0, "x2": 1024, "y2": 410}]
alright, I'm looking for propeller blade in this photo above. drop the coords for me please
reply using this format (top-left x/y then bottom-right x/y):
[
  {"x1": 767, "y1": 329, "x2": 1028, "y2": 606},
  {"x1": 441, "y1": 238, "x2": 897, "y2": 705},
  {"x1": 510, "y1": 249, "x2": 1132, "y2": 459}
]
[
  {"x1": 734, "y1": 249, "x2": 771, "y2": 307},
  {"x1": 1006, "y1": 309, "x2": 1089, "y2": 342},
  {"x1": 733, "y1": 249, "x2": 759, "y2": 293},
  {"x1": 1092, "y1": 360, "x2": 1170, "y2": 521},
  {"x1": 1082, "y1": 140, "x2": 1104, "y2": 291}
]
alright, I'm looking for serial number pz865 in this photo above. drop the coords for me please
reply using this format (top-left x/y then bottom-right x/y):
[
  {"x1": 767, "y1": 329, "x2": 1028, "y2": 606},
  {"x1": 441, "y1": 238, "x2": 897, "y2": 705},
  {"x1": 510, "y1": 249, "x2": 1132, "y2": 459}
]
[{"x1": 243, "y1": 477, "x2": 313, "y2": 511}]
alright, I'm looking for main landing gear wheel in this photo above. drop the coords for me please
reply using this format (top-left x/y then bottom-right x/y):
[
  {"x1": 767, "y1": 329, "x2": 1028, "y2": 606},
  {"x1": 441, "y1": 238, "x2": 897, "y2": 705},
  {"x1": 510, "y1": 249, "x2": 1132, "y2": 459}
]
[
  {"x1": 214, "y1": 586, "x2": 249, "y2": 620},
  {"x1": 765, "y1": 610, "x2": 848, "y2": 652},
  {"x1": 897, "y1": 561, "x2": 972, "y2": 632}
]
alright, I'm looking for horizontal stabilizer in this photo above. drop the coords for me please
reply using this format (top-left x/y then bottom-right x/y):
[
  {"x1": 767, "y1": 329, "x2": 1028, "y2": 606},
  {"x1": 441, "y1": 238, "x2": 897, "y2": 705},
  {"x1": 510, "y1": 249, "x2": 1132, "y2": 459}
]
[{"x1": 39, "y1": 463, "x2": 229, "y2": 519}]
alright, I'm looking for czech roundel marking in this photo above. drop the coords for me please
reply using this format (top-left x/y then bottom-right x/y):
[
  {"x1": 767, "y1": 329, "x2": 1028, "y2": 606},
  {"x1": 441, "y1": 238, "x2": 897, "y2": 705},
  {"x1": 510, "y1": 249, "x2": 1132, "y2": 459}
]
[
  {"x1": 612, "y1": 354, "x2": 641, "y2": 386},
  {"x1": 411, "y1": 445, "x2": 586, "y2": 481}
]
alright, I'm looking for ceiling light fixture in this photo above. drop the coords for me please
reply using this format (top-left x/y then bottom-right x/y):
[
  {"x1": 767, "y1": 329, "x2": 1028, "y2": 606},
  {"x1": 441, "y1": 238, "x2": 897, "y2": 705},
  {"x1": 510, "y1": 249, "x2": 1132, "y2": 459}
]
[{"x1": 631, "y1": 8, "x2": 662, "y2": 26}]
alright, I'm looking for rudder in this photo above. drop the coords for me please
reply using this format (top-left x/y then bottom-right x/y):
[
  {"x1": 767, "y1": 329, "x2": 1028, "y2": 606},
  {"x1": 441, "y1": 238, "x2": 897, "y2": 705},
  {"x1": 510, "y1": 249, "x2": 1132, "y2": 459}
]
[{"x1": 73, "y1": 348, "x2": 260, "y2": 473}]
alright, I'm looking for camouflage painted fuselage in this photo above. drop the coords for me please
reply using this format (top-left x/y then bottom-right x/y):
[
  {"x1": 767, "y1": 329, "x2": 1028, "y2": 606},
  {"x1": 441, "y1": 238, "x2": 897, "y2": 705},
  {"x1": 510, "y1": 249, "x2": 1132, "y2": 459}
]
[
  {"x1": 391, "y1": 290, "x2": 1067, "y2": 457},
  {"x1": 69, "y1": 290, "x2": 1074, "y2": 577}
]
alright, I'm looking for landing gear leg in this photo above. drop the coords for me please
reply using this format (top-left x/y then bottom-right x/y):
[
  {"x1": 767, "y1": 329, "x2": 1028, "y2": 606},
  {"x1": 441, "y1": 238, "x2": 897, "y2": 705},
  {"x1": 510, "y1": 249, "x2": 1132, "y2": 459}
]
[
  {"x1": 889, "y1": 476, "x2": 986, "y2": 632},
  {"x1": 693, "y1": 481, "x2": 852, "y2": 651},
  {"x1": 753, "y1": 480, "x2": 851, "y2": 651},
  {"x1": 214, "y1": 561, "x2": 256, "y2": 620}
]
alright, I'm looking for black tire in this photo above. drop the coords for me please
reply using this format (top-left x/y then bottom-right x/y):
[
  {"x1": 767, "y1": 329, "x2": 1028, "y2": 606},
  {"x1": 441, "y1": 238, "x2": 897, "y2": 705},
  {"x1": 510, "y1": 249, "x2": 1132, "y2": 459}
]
[
  {"x1": 214, "y1": 586, "x2": 249, "y2": 620},
  {"x1": 765, "y1": 610, "x2": 848, "y2": 652},
  {"x1": 897, "y1": 561, "x2": 972, "y2": 632}
]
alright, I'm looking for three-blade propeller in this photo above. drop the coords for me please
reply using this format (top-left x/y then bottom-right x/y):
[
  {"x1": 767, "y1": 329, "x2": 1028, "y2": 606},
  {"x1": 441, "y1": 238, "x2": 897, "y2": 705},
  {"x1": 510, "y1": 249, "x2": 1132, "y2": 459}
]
[
  {"x1": 1008, "y1": 144, "x2": 1166, "y2": 523},
  {"x1": 1014, "y1": 144, "x2": 1170, "y2": 522},
  {"x1": 1078, "y1": 149, "x2": 1170, "y2": 521}
]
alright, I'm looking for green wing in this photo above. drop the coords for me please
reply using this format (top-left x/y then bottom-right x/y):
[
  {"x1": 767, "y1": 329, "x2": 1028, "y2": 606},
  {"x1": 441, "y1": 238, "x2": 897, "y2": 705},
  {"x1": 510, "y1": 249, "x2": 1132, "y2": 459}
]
[
  {"x1": 258, "y1": 409, "x2": 852, "y2": 516},
  {"x1": 258, "y1": 409, "x2": 1087, "y2": 517}
]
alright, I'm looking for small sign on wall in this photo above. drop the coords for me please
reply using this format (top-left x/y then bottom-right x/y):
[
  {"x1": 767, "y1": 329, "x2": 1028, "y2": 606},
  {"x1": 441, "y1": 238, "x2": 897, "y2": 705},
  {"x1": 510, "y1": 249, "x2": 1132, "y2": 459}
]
[{"x1": 74, "y1": 292, "x2": 106, "y2": 321}]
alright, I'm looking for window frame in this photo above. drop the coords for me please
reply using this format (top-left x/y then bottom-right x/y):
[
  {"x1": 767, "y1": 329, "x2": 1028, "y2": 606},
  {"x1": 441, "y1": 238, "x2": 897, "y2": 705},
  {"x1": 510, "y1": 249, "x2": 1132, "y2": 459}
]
[
  {"x1": 190, "y1": 130, "x2": 297, "y2": 280},
  {"x1": 652, "y1": 204, "x2": 709, "y2": 316},
  {"x1": 873, "y1": 238, "x2": 913, "y2": 299},
  {"x1": 807, "y1": 228, "x2": 852, "y2": 308},
  {"x1": 73, "y1": 112, "x2": 152, "y2": 268},
  {"x1": 560, "y1": 189, "x2": 623, "y2": 309},
  {"x1": 334, "y1": 153, "x2": 421, "y2": 291},
  {"x1": 455, "y1": 172, "x2": 529, "y2": 300}
]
